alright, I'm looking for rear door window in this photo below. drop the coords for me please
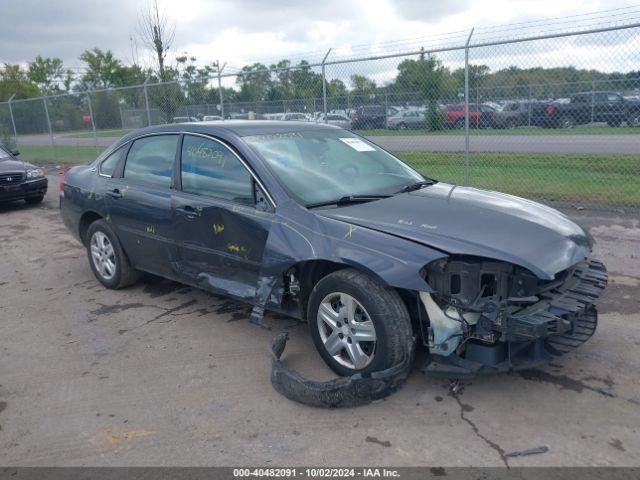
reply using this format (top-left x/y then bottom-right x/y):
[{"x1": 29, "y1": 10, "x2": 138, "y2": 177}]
[
  {"x1": 180, "y1": 135, "x2": 254, "y2": 205},
  {"x1": 123, "y1": 135, "x2": 178, "y2": 187}
]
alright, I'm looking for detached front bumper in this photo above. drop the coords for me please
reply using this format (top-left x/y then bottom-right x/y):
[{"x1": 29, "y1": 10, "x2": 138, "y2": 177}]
[
  {"x1": 422, "y1": 259, "x2": 608, "y2": 378},
  {"x1": 0, "y1": 177, "x2": 48, "y2": 202}
]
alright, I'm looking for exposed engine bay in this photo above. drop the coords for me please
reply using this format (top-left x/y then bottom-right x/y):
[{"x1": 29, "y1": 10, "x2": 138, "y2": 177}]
[{"x1": 420, "y1": 256, "x2": 608, "y2": 377}]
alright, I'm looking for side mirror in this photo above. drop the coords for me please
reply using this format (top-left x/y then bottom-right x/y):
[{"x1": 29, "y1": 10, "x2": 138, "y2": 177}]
[{"x1": 11, "y1": 149, "x2": 20, "y2": 156}]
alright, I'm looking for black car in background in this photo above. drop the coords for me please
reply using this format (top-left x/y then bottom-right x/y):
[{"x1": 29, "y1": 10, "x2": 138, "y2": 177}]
[
  {"x1": 541, "y1": 91, "x2": 640, "y2": 128},
  {"x1": 350, "y1": 105, "x2": 387, "y2": 129},
  {"x1": 59, "y1": 121, "x2": 606, "y2": 378},
  {"x1": 0, "y1": 145, "x2": 48, "y2": 204}
]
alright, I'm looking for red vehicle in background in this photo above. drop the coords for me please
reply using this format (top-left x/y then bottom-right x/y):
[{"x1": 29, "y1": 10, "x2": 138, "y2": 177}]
[{"x1": 444, "y1": 103, "x2": 497, "y2": 128}]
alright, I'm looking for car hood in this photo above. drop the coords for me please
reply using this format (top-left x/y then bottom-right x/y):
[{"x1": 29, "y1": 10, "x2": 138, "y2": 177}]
[
  {"x1": 317, "y1": 183, "x2": 592, "y2": 280},
  {"x1": 0, "y1": 158, "x2": 27, "y2": 173}
]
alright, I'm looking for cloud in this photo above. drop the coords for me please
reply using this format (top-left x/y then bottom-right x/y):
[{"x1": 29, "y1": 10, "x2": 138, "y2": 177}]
[
  {"x1": 0, "y1": 0, "x2": 637, "y2": 77},
  {"x1": 391, "y1": 0, "x2": 471, "y2": 21}
]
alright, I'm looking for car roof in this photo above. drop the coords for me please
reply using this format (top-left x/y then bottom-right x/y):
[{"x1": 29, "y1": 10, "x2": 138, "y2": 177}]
[{"x1": 119, "y1": 120, "x2": 340, "y2": 141}]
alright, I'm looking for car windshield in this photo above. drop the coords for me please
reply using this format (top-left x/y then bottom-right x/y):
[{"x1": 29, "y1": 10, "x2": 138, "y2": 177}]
[
  {"x1": 243, "y1": 130, "x2": 424, "y2": 206},
  {"x1": 0, "y1": 146, "x2": 11, "y2": 159}
]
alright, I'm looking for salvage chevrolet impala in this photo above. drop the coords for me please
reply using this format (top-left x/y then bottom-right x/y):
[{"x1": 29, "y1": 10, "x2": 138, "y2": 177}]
[{"x1": 60, "y1": 121, "x2": 607, "y2": 378}]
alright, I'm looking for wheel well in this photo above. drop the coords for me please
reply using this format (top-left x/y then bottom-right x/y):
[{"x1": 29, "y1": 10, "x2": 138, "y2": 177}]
[
  {"x1": 78, "y1": 211, "x2": 103, "y2": 246},
  {"x1": 293, "y1": 260, "x2": 346, "y2": 319},
  {"x1": 291, "y1": 260, "x2": 419, "y2": 331}
]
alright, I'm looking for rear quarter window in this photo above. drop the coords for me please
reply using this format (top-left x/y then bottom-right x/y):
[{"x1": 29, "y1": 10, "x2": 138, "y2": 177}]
[{"x1": 99, "y1": 145, "x2": 128, "y2": 177}]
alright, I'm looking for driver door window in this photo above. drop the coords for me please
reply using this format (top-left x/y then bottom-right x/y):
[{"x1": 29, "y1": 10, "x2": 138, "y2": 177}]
[{"x1": 181, "y1": 135, "x2": 254, "y2": 206}]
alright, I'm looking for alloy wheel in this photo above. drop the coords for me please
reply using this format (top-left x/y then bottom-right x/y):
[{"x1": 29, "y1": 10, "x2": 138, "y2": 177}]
[
  {"x1": 90, "y1": 231, "x2": 116, "y2": 280},
  {"x1": 316, "y1": 292, "x2": 377, "y2": 370}
]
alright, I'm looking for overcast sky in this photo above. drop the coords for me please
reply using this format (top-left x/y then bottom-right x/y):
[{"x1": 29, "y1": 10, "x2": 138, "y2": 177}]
[{"x1": 1, "y1": 0, "x2": 639, "y2": 79}]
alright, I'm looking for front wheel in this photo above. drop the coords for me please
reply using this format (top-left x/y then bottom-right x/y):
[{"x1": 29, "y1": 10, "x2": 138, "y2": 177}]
[
  {"x1": 86, "y1": 219, "x2": 139, "y2": 289},
  {"x1": 308, "y1": 269, "x2": 414, "y2": 377},
  {"x1": 25, "y1": 195, "x2": 44, "y2": 204}
]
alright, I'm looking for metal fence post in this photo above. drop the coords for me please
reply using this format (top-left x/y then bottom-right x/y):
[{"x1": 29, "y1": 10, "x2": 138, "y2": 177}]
[
  {"x1": 528, "y1": 85, "x2": 533, "y2": 127},
  {"x1": 464, "y1": 28, "x2": 474, "y2": 186},
  {"x1": 85, "y1": 92, "x2": 99, "y2": 151},
  {"x1": 7, "y1": 93, "x2": 18, "y2": 146},
  {"x1": 143, "y1": 78, "x2": 152, "y2": 126},
  {"x1": 42, "y1": 96, "x2": 58, "y2": 162},
  {"x1": 217, "y1": 60, "x2": 227, "y2": 120},
  {"x1": 321, "y1": 49, "x2": 332, "y2": 123},
  {"x1": 590, "y1": 80, "x2": 596, "y2": 124}
]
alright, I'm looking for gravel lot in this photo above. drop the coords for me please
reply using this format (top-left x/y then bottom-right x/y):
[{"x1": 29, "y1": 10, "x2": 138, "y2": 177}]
[{"x1": 0, "y1": 175, "x2": 639, "y2": 467}]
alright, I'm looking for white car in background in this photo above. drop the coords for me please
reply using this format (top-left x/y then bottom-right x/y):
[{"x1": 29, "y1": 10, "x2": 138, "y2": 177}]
[
  {"x1": 316, "y1": 114, "x2": 352, "y2": 129},
  {"x1": 283, "y1": 113, "x2": 311, "y2": 121}
]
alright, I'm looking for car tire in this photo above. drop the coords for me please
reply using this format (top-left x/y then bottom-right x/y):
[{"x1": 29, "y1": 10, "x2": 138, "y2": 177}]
[
  {"x1": 627, "y1": 113, "x2": 640, "y2": 127},
  {"x1": 25, "y1": 195, "x2": 44, "y2": 204},
  {"x1": 455, "y1": 118, "x2": 465, "y2": 129},
  {"x1": 86, "y1": 219, "x2": 139, "y2": 289},
  {"x1": 398, "y1": 123, "x2": 407, "y2": 130},
  {"x1": 607, "y1": 119, "x2": 622, "y2": 128},
  {"x1": 308, "y1": 268, "x2": 414, "y2": 377},
  {"x1": 560, "y1": 115, "x2": 575, "y2": 129}
]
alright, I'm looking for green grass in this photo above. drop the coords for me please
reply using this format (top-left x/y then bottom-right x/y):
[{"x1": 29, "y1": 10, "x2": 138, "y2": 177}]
[
  {"x1": 361, "y1": 126, "x2": 640, "y2": 136},
  {"x1": 18, "y1": 144, "x2": 640, "y2": 208},
  {"x1": 397, "y1": 151, "x2": 640, "y2": 208},
  {"x1": 18, "y1": 145, "x2": 105, "y2": 165}
]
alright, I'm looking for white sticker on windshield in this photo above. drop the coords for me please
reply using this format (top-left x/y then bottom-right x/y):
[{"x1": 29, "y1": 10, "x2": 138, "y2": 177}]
[{"x1": 339, "y1": 137, "x2": 376, "y2": 152}]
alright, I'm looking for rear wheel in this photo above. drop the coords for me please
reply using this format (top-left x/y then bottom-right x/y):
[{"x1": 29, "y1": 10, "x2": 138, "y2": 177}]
[
  {"x1": 86, "y1": 219, "x2": 139, "y2": 289},
  {"x1": 308, "y1": 269, "x2": 414, "y2": 377},
  {"x1": 627, "y1": 113, "x2": 640, "y2": 127},
  {"x1": 559, "y1": 115, "x2": 576, "y2": 129}
]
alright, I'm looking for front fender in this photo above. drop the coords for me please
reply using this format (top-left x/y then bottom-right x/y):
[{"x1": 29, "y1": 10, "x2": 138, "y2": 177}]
[{"x1": 257, "y1": 210, "x2": 446, "y2": 295}]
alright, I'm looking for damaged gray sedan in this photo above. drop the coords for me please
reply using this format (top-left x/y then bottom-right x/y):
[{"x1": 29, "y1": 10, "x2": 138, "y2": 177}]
[{"x1": 60, "y1": 121, "x2": 607, "y2": 381}]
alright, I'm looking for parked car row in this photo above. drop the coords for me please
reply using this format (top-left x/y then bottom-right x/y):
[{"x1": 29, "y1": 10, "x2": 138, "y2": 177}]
[{"x1": 170, "y1": 90, "x2": 640, "y2": 131}]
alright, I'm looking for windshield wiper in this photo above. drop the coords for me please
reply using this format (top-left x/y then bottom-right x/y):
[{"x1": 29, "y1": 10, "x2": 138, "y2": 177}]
[
  {"x1": 395, "y1": 179, "x2": 436, "y2": 194},
  {"x1": 307, "y1": 194, "x2": 391, "y2": 209}
]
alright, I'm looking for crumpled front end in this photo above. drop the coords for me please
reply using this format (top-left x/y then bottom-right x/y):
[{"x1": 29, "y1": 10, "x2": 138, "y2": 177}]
[{"x1": 419, "y1": 257, "x2": 607, "y2": 378}]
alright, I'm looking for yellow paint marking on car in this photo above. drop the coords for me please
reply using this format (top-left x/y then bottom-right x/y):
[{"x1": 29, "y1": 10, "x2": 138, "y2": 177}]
[{"x1": 344, "y1": 225, "x2": 357, "y2": 239}]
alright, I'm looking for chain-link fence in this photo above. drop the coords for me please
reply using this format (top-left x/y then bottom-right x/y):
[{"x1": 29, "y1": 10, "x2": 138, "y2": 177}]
[{"x1": 1, "y1": 22, "x2": 639, "y2": 209}]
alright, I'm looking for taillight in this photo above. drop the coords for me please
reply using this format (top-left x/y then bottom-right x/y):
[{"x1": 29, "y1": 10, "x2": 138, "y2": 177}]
[
  {"x1": 546, "y1": 105, "x2": 554, "y2": 116},
  {"x1": 59, "y1": 167, "x2": 69, "y2": 193}
]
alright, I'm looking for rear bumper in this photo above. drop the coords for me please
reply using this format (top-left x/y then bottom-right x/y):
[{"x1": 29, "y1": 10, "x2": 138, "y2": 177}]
[
  {"x1": 422, "y1": 259, "x2": 607, "y2": 378},
  {"x1": 0, "y1": 177, "x2": 48, "y2": 202}
]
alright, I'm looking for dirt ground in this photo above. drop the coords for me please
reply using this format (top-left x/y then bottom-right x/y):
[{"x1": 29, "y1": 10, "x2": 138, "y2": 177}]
[{"x1": 0, "y1": 175, "x2": 638, "y2": 467}]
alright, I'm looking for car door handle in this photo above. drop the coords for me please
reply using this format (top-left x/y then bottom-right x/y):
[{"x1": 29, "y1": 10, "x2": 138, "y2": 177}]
[
  {"x1": 106, "y1": 189, "x2": 122, "y2": 199},
  {"x1": 176, "y1": 205, "x2": 197, "y2": 219}
]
